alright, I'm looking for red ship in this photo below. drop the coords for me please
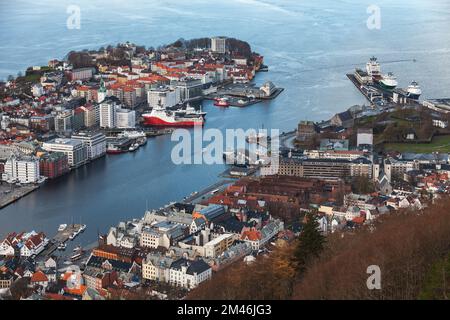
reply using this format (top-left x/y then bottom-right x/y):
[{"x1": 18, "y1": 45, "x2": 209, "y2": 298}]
[{"x1": 142, "y1": 106, "x2": 205, "y2": 127}]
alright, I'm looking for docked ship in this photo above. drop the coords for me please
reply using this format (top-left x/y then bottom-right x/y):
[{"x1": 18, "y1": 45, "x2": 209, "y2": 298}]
[
  {"x1": 142, "y1": 106, "x2": 205, "y2": 127},
  {"x1": 117, "y1": 131, "x2": 146, "y2": 139},
  {"x1": 214, "y1": 97, "x2": 230, "y2": 107},
  {"x1": 366, "y1": 56, "x2": 382, "y2": 81},
  {"x1": 379, "y1": 72, "x2": 398, "y2": 90},
  {"x1": 406, "y1": 81, "x2": 422, "y2": 100},
  {"x1": 106, "y1": 144, "x2": 126, "y2": 154},
  {"x1": 175, "y1": 103, "x2": 207, "y2": 118}
]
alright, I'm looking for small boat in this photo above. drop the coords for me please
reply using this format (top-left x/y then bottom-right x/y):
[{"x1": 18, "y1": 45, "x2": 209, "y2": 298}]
[
  {"x1": 57, "y1": 243, "x2": 67, "y2": 251},
  {"x1": 58, "y1": 224, "x2": 67, "y2": 232},
  {"x1": 70, "y1": 252, "x2": 83, "y2": 262},
  {"x1": 214, "y1": 97, "x2": 230, "y2": 107},
  {"x1": 129, "y1": 143, "x2": 139, "y2": 152},
  {"x1": 106, "y1": 145, "x2": 125, "y2": 154},
  {"x1": 73, "y1": 245, "x2": 82, "y2": 252},
  {"x1": 137, "y1": 137, "x2": 147, "y2": 146}
]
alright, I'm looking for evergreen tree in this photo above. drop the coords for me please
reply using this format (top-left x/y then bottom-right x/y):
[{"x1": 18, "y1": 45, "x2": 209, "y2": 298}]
[{"x1": 295, "y1": 211, "x2": 325, "y2": 274}]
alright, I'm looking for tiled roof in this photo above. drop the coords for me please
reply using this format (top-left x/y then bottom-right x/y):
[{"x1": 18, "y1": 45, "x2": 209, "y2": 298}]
[{"x1": 31, "y1": 270, "x2": 48, "y2": 282}]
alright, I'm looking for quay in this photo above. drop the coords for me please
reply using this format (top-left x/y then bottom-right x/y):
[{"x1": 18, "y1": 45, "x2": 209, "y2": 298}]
[
  {"x1": 347, "y1": 73, "x2": 421, "y2": 107},
  {"x1": 0, "y1": 184, "x2": 39, "y2": 209},
  {"x1": 182, "y1": 180, "x2": 234, "y2": 204},
  {"x1": 38, "y1": 224, "x2": 85, "y2": 259}
]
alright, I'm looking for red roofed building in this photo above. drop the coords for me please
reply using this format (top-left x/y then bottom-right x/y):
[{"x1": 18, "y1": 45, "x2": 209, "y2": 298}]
[{"x1": 31, "y1": 270, "x2": 49, "y2": 289}]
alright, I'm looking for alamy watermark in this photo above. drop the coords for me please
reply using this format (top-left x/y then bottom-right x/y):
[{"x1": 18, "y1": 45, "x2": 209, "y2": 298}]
[
  {"x1": 66, "y1": 265, "x2": 83, "y2": 290},
  {"x1": 366, "y1": 5, "x2": 381, "y2": 30},
  {"x1": 366, "y1": 265, "x2": 381, "y2": 290},
  {"x1": 67, "y1": 5, "x2": 81, "y2": 30}
]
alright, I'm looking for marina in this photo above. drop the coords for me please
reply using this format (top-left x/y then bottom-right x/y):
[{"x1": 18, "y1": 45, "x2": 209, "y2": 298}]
[{"x1": 38, "y1": 224, "x2": 86, "y2": 259}]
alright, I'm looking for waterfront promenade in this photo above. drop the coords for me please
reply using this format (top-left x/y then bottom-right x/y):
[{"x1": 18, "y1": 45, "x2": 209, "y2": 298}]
[{"x1": 0, "y1": 184, "x2": 39, "y2": 209}]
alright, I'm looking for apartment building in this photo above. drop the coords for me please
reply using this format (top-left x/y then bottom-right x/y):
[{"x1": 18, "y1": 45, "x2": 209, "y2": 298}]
[
  {"x1": 42, "y1": 138, "x2": 88, "y2": 168},
  {"x1": 71, "y1": 131, "x2": 106, "y2": 160}
]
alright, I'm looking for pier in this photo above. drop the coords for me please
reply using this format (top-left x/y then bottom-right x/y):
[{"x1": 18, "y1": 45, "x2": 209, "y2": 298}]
[{"x1": 38, "y1": 224, "x2": 85, "y2": 259}]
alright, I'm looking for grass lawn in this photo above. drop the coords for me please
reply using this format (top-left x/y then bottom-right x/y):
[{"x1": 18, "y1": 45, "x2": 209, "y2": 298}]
[{"x1": 384, "y1": 135, "x2": 450, "y2": 153}]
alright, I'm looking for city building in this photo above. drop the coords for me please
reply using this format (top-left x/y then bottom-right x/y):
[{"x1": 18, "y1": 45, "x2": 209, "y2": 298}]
[
  {"x1": 264, "y1": 156, "x2": 373, "y2": 179},
  {"x1": 54, "y1": 110, "x2": 73, "y2": 134},
  {"x1": 147, "y1": 85, "x2": 180, "y2": 108},
  {"x1": 3, "y1": 155, "x2": 40, "y2": 183},
  {"x1": 115, "y1": 108, "x2": 136, "y2": 129},
  {"x1": 66, "y1": 67, "x2": 95, "y2": 82},
  {"x1": 357, "y1": 128, "x2": 374, "y2": 146},
  {"x1": 142, "y1": 254, "x2": 174, "y2": 282},
  {"x1": 171, "y1": 78, "x2": 203, "y2": 101},
  {"x1": 140, "y1": 222, "x2": 187, "y2": 249},
  {"x1": 72, "y1": 107, "x2": 85, "y2": 131},
  {"x1": 42, "y1": 138, "x2": 88, "y2": 168},
  {"x1": 99, "y1": 99, "x2": 117, "y2": 129},
  {"x1": 39, "y1": 152, "x2": 69, "y2": 179},
  {"x1": 71, "y1": 131, "x2": 106, "y2": 160},
  {"x1": 211, "y1": 37, "x2": 227, "y2": 54},
  {"x1": 79, "y1": 104, "x2": 99, "y2": 128},
  {"x1": 168, "y1": 258, "x2": 212, "y2": 289}
]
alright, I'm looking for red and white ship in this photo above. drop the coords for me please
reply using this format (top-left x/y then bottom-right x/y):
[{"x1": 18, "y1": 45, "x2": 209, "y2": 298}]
[
  {"x1": 143, "y1": 106, "x2": 205, "y2": 127},
  {"x1": 214, "y1": 97, "x2": 230, "y2": 107}
]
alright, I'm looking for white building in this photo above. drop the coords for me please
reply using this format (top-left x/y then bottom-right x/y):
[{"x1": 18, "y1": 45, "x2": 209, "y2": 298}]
[
  {"x1": 54, "y1": 110, "x2": 73, "y2": 133},
  {"x1": 357, "y1": 128, "x2": 374, "y2": 146},
  {"x1": 18, "y1": 231, "x2": 49, "y2": 257},
  {"x1": 115, "y1": 108, "x2": 136, "y2": 129},
  {"x1": 42, "y1": 138, "x2": 87, "y2": 168},
  {"x1": 3, "y1": 156, "x2": 40, "y2": 184},
  {"x1": 71, "y1": 131, "x2": 106, "y2": 160},
  {"x1": 169, "y1": 258, "x2": 212, "y2": 289},
  {"x1": 147, "y1": 86, "x2": 180, "y2": 109},
  {"x1": 211, "y1": 37, "x2": 227, "y2": 54},
  {"x1": 99, "y1": 99, "x2": 119, "y2": 128}
]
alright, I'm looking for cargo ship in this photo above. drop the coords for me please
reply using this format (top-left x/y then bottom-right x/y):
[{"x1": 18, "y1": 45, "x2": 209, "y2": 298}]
[
  {"x1": 366, "y1": 56, "x2": 382, "y2": 81},
  {"x1": 406, "y1": 81, "x2": 422, "y2": 100},
  {"x1": 379, "y1": 72, "x2": 398, "y2": 90},
  {"x1": 143, "y1": 106, "x2": 205, "y2": 127}
]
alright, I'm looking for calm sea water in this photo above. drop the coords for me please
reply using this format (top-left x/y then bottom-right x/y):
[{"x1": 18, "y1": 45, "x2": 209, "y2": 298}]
[{"x1": 0, "y1": 0, "x2": 450, "y2": 242}]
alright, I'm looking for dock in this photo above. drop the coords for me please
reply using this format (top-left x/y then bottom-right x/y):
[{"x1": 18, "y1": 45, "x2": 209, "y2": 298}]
[
  {"x1": 38, "y1": 224, "x2": 85, "y2": 259},
  {"x1": 182, "y1": 180, "x2": 234, "y2": 204},
  {"x1": 347, "y1": 73, "x2": 421, "y2": 107},
  {"x1": 0, "y1": 184, "x2": 40, "y2": 209}
]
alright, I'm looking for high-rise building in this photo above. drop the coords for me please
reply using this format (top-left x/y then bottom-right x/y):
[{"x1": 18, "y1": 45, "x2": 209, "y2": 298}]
[
  {"x1": 71, "y1": 131, "x2": 106, "y2": 160},
  {"x1": 211, "y1": 37, "x2": 227, "y2": 54},
  {"x1": 3, "y1": 156, "x2": 40, "y2": 184},
  {"x1": 42, "y1": 138, "x2": 88, "y2": 168},
  {"x1": 99, "y1": 99, "x2": 119, "y2": 129},
  {"x1": 80, "y1": 104, "x2": 98, "y2": 128},
  {"x1": 54, "y1": 110, "x2": 73, "y2": 134}
]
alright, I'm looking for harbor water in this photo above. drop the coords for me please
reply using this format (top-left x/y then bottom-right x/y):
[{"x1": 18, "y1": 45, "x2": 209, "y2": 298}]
[{"x1": 1, "y1": 0, "x2": 450, "y2": 243}]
